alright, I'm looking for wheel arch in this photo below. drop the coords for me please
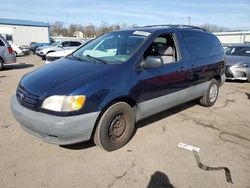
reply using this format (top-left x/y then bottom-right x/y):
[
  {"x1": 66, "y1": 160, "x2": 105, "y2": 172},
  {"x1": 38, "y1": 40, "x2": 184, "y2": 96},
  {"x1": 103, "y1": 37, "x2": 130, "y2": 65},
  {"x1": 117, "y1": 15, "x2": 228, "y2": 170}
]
[
  {"x1": 214, "y1": 74, "x2": 221, "y2": 85},
  {"x1": 90, "y1": 96, "x2": 137, "y2": 139}
]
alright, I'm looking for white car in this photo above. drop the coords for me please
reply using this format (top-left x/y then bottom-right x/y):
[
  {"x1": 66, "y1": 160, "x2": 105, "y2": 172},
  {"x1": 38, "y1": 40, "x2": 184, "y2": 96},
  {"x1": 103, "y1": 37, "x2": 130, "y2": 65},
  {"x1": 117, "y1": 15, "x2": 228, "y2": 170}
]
[
  {"x1": 36, "y1": 40, "x2": 83, "y2": 60},
  {"x1": 45, "y1": 49, "x2": 76, "y2": 64},
  {"x1": 10, "y1": 43, "x2": 24, "y2": 56}
]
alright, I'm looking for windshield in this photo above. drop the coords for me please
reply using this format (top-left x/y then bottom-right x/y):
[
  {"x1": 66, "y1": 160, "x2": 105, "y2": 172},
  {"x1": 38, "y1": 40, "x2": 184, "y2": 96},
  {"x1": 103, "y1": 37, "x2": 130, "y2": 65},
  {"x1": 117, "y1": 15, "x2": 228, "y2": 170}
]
[
  {"x1": 72, "y1": 31, "x2": 149, "y2": 64},
  {"x1": 225, "y1": 46, "x2": 250, "y2": 56},
  {"x1": 51, "y1": 41, "x2": 60, "y2": 47}
]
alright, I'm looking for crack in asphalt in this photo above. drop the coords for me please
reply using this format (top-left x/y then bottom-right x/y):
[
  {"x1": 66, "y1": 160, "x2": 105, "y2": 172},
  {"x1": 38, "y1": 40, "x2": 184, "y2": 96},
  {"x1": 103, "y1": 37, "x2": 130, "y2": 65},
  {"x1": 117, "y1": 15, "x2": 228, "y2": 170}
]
[
  {"x1": 107, "y1": 159, "x2": 136, "y2": 188},
  {"x1": 162, "y1": 126, "x2": 166, "y2": 133},
  {"x1": 214, "y1": 99, "x2": 236, "y2": 109},
  {"x1": 1, "y1": 125, "x2": 10, "y2": 129},
  {"x1": 219, "y1": 132, "x2": 250, "y2": 149},
  {"x1": 178, "y1": 113, "x2": 250, "y2": 149},
  {"x1": 246, "y1": 93, "x2": 250, "y2": 100}
]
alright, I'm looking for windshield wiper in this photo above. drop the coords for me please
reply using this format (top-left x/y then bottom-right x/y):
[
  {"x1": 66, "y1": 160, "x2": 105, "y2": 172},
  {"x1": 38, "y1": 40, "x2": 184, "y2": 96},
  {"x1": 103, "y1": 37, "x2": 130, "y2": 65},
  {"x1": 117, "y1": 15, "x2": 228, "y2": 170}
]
[
  {"x1": 85, "y1": 55, "x2": 107, "y2": 64},
  {"x1": 67, "y1": 54, "x2": 83, "y2": 61}
]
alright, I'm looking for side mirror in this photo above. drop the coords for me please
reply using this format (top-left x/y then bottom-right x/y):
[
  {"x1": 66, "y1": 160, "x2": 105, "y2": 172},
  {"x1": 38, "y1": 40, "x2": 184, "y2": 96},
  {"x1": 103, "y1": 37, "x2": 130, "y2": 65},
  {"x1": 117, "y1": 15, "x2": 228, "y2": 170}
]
[{"x1": 142, "y1": 56, "x2": 163, "y2": 69}]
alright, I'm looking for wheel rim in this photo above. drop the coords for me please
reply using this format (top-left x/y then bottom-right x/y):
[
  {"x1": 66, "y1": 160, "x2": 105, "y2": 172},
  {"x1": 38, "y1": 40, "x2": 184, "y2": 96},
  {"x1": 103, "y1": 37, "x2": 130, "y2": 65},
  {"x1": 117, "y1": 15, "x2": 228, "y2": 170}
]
[
  {"x1": 108, "y1": 113, "x2": 127, "y2": 142},
  {"x1": 209, "y1": 84, "x2": 218, "y2": 103}
]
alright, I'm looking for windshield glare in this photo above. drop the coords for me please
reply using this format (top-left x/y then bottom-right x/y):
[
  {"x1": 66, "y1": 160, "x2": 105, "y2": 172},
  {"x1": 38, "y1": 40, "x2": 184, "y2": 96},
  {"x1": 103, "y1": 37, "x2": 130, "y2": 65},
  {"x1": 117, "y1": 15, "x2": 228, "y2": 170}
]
[
  {"x1": 51, "y1": 42, "x2": 60, "y2": 47},
  {"x1": 72, "y1": 31, "x2": 148, "y2": 64}
]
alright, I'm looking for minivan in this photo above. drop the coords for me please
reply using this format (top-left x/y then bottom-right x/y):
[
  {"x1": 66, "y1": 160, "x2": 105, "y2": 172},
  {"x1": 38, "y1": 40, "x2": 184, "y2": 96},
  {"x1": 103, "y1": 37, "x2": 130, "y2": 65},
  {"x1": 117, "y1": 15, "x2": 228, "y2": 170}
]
[{"x1": 11, "y1": 25, "x2": 225, "y2": 151}]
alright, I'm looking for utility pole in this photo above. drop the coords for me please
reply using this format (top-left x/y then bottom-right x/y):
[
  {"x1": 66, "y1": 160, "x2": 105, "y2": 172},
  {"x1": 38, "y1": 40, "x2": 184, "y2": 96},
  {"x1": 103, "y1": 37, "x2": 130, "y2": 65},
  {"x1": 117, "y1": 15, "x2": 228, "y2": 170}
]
[
  {"x1": 66, "y1": 13, "x2": 69, "y2": 28},
  {"x1": 187, "y1": 16, "x2": 191, "y2": 25}
]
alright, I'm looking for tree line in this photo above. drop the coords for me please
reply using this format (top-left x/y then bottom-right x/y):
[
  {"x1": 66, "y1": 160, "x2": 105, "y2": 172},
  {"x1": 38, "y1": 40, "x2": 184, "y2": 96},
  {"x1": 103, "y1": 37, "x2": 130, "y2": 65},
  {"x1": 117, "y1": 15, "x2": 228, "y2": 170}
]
[{"x1": 50, "y1": 21, "x2": 230, "y2": 38}]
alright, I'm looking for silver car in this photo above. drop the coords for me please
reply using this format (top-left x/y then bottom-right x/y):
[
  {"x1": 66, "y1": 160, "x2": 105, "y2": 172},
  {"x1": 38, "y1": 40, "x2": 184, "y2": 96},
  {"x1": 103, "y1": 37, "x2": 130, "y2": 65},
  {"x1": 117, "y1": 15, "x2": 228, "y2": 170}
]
[
  {"x1": 225, "y1": 44, "x2": 250, "y2": 82},
  {"x1": 0, "y1": 35, "x2": 16, "y2": 71},
  {"x1": 36, "y1": 40, "x2": 83, "y2": 60}
]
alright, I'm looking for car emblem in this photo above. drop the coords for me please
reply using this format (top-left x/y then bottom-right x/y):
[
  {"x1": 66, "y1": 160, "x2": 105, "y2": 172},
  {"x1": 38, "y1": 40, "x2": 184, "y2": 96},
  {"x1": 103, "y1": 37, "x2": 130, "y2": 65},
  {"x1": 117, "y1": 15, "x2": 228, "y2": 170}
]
[{"x1": 19, "y1": 92, "x2": 25, "y2": 100}]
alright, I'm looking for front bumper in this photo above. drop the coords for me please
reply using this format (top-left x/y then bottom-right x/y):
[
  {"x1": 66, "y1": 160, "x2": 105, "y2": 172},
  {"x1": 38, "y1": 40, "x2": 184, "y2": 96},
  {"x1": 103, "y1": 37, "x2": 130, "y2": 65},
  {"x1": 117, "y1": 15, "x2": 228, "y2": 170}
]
[
  {"x1": 225, "y1": 66, "x2": 250, "y2": 81},
  {"x1": 11, "y1": 95, "x2": 100, "y2": 145},
  {"x1": 36, "y1": 51, "x2": 46, "y2": 58}
]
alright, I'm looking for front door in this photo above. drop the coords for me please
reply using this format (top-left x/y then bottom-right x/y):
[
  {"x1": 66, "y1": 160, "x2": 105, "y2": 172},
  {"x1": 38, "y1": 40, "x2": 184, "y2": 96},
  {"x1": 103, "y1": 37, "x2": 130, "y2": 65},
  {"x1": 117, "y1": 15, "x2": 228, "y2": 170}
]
[{"x1": 138, "y1": 33, "x2": 191, "y2": 118}]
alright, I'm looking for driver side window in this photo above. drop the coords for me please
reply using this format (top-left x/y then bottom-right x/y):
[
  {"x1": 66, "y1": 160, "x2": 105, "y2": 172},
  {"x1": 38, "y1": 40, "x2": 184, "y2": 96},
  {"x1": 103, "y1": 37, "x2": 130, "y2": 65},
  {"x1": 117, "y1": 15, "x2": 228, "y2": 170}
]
[{"x1": 143, "y1": 34, "x2": 178, "y2": 64}]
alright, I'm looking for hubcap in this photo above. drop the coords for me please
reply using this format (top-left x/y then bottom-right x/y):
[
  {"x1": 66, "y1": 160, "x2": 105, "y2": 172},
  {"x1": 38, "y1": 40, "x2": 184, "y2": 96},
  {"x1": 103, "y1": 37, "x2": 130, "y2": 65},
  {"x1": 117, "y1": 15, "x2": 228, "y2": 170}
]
[
  {"x1": 108, "y1": 113, "x2": 127, "y2": 141},
  {"x1": 209, "y1": 84, "x2": 218, "y2": 103}
]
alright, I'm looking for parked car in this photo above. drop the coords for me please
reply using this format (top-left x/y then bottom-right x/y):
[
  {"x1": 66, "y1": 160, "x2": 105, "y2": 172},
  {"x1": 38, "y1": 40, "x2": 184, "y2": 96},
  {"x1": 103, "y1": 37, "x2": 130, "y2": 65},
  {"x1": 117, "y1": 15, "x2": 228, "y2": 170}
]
[
  {"x1": 0, "y1": 35, "x2": 16, "y2": 70},
  {"x1": 11, "y1": 25, "x2": 225, "y2": 151},
  {"x1": 10, "y1": 43, "x2": 24, "y2": 57},
  {"x1": 225, "y1": 44, "x2": 250, "y2": 82},
  {"x1": 36, "y1": 40, "x2": 83, "y2": 60},
  {"x1": 45, "y1": 41, "x2": 91, "y2": 64},
  {"x1": 20, "y1": 42, "x2": 50, "y2": 55},
  {"x1": 45, "y1": 49, "x2": 76, "y2": 64}
]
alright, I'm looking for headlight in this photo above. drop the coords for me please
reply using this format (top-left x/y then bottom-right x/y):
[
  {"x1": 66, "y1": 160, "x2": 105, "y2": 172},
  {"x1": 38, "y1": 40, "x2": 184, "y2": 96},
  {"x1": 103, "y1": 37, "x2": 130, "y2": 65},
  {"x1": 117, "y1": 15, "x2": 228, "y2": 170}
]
[
  {"x1": 42, "y1": 95, "x2": 86, "y2": 112},
  {"x1": 240, "y1": 63, "x2": 248, "y2": 68}
]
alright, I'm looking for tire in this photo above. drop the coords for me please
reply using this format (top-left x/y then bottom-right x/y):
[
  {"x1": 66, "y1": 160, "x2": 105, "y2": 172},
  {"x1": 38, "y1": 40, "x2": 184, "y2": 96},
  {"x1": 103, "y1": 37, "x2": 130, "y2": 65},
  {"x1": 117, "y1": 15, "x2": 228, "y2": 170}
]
[
  {"x1": 0, "y1": 58, "x2": 3, "y2": 71},
  {"x1": 199, "y1": 79, "x2": 219, "y2": 107},
  {"x1": 94, "y1": 102, "x2": 135, "y2": 151},
  {"x1": 28, "y1": 50, "x2": 34, "y2": 55}
]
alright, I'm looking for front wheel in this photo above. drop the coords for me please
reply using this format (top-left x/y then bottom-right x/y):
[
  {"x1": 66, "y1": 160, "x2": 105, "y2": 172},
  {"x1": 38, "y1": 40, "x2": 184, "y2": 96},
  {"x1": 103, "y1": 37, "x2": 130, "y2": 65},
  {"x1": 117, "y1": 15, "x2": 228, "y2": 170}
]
[
  {"x1": 199, "y1": 79, "x2": 219, "y2": 107},
  {"x1": 94, "y1": 102, "x2": 135, "y2": 151}
]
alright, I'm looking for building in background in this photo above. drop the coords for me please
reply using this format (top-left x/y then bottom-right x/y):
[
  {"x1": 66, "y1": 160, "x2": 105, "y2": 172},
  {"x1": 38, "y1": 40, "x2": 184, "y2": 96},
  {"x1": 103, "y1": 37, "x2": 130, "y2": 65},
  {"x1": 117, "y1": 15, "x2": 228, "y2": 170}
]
[
  {"x1": 0, "y1": 18, "x2": 50, "y2": 46},
  {"x1": 214, "y1": 31, "x2": 250, "y2": 46},
  {"x1": 73, "y1": 31, "x2": 84, "y2": 38}
]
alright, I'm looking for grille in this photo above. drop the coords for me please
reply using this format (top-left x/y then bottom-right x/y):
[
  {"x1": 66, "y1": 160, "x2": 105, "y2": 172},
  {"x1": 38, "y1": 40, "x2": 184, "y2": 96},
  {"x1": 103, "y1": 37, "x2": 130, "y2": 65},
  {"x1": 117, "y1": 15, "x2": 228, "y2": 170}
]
[
  {"x1": 16, "y1": 86, "x2": 40, "y2": 109},
  {"x1": 46, "y1": 56, "x2": 61, "y2": 62}
]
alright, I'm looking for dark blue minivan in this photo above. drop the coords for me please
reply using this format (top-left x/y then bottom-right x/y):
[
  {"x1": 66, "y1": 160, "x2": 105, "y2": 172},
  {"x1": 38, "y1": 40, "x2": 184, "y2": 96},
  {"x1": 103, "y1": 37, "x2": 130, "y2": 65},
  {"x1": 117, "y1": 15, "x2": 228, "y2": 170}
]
[{"x1": 11, "y1": 25, "x2": 225, "y2": 151}]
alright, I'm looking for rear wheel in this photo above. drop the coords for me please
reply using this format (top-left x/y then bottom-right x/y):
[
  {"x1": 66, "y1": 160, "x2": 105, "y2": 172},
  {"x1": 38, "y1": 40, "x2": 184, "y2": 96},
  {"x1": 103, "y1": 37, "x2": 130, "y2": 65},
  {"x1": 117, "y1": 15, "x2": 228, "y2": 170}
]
[
  {"x1": 28, "y1": 50, "x2": 34, "y2": 55},
  {"x1": 247, "y1": 76, "x2": 250, "y2": 83},
  {"x1": 0, "y1": 58, "x2": 3, "y2": 71},
  {"x1": 199, "y1": 79, "x2": 219, "y2": 107},
  {"x1": 94, "y1": 102, "x2": 135, "y2": 151}
]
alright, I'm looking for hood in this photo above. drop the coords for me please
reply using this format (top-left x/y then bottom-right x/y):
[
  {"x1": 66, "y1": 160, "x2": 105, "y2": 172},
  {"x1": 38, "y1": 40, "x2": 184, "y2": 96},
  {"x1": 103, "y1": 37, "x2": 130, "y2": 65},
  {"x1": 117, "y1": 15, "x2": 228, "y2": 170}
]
[
  {"x1": 37, "y1": 45, "x2": 55, "y2": 51},
  {"x1": 20, "y1": 58, "x2": 112, "y2": 96},
  {"x1": 226, "y1": 55, "x2": 250, "y2": 66},
  {"x1": 46, "y1": 49, "x2": 76, "y2": 57}
]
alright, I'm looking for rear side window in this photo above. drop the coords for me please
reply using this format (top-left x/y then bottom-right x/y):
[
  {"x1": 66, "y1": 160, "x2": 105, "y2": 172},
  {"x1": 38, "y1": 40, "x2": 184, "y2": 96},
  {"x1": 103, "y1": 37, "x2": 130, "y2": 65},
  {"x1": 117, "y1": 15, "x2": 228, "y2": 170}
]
[
  {"x1": 0, "y1": 39, "x2": 5, "y2": 46},
  {"x1": 70, "y1": 41, "x2": 81, "y2": 46},
  {"x1": 225, "y1": 47, "x2": 250, "y2": 56},
  {"x1": 181, "y1": 31, "x2": 223, "y2": 59},
  {"x1": 62, "y1": 42, "x2": 70, "y2": 47}
]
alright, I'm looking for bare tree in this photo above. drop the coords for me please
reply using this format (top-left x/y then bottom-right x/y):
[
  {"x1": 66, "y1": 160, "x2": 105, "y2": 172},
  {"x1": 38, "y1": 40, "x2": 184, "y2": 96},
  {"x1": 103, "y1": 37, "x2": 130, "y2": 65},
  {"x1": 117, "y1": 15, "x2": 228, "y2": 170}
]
[
  {"x1": 198, "y1": 23, "x2": 230, "y2": 32},
  {"x1": 50, "y1": 21, "x2": 65, "y2": 36},
  {"x1": 50, "y1": 21, "x2": 231, "y2": 38}
]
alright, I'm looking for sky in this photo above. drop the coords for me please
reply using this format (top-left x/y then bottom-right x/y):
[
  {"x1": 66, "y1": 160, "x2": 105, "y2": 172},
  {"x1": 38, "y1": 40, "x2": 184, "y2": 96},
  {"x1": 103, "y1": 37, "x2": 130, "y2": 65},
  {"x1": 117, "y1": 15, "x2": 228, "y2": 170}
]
[{"x1": 0, "y1": 0, "x2": 249, "y2": 30}]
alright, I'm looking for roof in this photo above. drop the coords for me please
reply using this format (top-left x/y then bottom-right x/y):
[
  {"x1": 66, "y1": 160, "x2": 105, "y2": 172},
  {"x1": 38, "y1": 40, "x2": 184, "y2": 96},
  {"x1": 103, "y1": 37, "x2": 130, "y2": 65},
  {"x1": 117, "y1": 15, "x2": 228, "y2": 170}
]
[
  {"x1": 227, "y1": 44, "x2": 250, "y2": 47},
  {"x1": 121, "y1": 24, "x2": 207, "y2": 33},
  {"x1": 0, "y1": 18, "x2": 49, "y2": 27}
]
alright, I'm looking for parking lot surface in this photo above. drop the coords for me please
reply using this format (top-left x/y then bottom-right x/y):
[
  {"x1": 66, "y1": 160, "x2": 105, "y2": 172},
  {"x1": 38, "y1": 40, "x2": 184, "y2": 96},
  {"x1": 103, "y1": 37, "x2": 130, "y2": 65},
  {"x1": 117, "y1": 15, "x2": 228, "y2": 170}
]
[{"x1": 0, "y1": 56, "x2": 250, "y2": 188}]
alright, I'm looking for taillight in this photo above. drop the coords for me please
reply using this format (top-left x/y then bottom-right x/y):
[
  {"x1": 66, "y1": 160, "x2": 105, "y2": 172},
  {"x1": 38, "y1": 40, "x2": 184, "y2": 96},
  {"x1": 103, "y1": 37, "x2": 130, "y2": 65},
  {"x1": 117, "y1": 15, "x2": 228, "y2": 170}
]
[{"x1": 8, "y1": 47, "x2": 13, "y2": 54}]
